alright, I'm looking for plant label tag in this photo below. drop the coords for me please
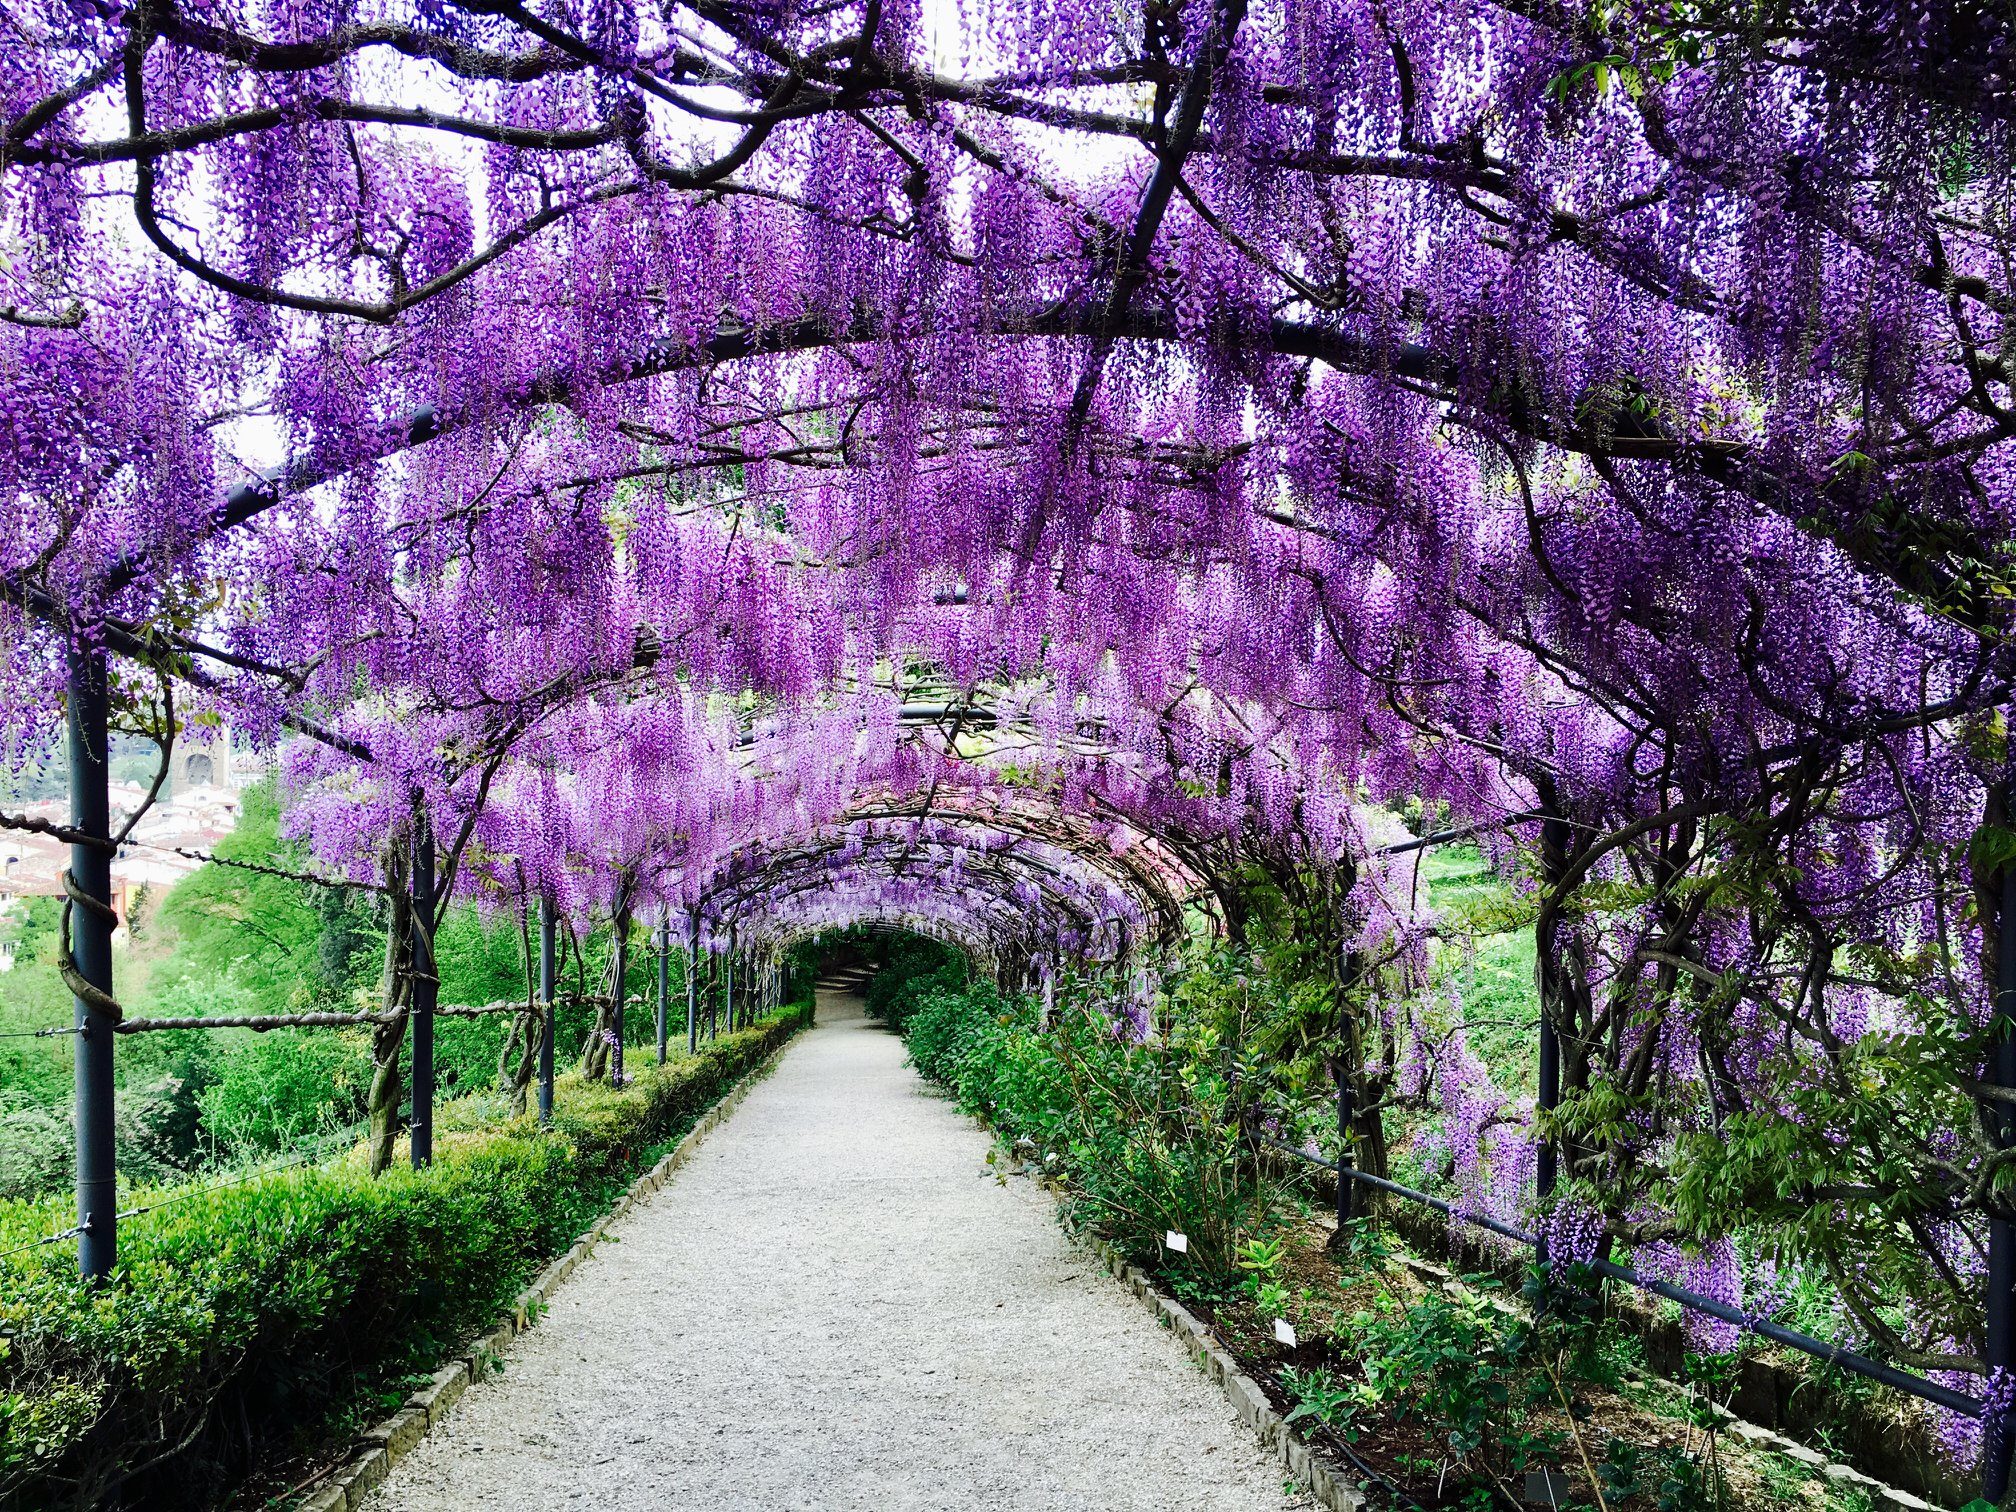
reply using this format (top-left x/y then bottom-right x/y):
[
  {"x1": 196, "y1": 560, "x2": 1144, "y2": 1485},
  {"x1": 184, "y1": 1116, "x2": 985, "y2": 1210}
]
[
  {"x1": 1273, "y1": 1318, "x2": 1297, "y2": 1347},
  {"x1": 1165, "y1": 1230, "x2": 1188, "y2": 1253},
  {"x1": 1524, "y1": 1469, "x2": 1576, "y2": 1507}
]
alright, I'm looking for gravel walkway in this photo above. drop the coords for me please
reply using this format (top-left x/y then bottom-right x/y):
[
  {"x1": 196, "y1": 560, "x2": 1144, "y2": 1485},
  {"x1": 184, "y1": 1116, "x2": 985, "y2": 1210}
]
[{"x1": 364, "y1": 988, "x2": 1309, "y2": 1511}]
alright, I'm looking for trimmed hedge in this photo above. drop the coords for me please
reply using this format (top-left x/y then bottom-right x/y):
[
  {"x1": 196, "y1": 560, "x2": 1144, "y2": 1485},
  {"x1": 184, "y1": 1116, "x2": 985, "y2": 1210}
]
[{"x1": 0, "y1": 1001, "x2": 812, "y2": 1511}]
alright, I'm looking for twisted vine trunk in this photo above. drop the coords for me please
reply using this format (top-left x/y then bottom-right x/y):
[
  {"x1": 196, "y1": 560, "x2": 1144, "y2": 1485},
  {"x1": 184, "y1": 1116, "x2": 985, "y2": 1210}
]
[
  {"x1": 502, "y1": 898, "x2": 540, "y2": 1115},
  {"x1": 1535, "y1": 806, "x2": 1595, "y2": 1185},
  {"x1": 580, "y1": 901, "x2": 633, "y2": 1083},
  {"x1": 368, "y1": 840, "x2": 414, "y2": 1176}
]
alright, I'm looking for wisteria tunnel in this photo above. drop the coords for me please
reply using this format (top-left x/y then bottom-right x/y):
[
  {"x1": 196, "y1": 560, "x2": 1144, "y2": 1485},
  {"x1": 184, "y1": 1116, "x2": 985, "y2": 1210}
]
[{"x1": 4, "y1": 0, "x2": 2016, "y2": 1507}]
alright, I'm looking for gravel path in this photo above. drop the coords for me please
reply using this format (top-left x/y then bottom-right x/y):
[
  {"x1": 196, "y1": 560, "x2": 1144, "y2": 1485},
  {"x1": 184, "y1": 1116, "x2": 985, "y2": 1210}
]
[{"x1": 364, "y1": 988, "x2": 1309, "y2": 1512}]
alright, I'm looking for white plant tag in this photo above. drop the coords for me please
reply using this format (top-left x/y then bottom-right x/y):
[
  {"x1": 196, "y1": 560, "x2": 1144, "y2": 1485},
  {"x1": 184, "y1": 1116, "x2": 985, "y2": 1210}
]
[
  {"x1": 1165, "y1": 1230, "x2": 1189, "y2": 1253},
  {"x1": 1274, "y1": 1318, "x2": 1298, "y2": 1348}
]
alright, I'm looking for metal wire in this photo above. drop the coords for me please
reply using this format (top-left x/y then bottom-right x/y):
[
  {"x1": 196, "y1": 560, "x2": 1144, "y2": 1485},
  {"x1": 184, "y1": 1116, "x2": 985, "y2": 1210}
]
[
  {"x1": 0, "y1": 1103, "x2": 416, "y2": 1264},
  {"x1": 1261, "y1": 1135, "x2": 1987, "y2": 1419},
  {"x1": 0, "y1": 1224, "x2": 86, "y2": 1261}
]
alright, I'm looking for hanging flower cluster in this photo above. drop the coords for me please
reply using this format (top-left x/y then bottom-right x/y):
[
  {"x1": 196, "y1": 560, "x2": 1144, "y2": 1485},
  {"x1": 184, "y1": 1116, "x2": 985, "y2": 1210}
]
[{"x1": 5, "y1": 0, "x2": 2016, "y2": 1453}]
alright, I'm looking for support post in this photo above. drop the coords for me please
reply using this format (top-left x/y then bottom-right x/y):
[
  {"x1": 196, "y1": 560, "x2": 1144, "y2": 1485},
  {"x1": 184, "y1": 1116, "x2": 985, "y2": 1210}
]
[
  {"x1": 1330, "y1": 940, "x2": 1361, "y2": 1243},
  {"x1": 725, "y1": 925, "x2": 737, "y2": 1032},
  {"x1": 686, "y1": 911, "x2": 700, "y2": 1054},
  {"x1": 409, "y1": 817, "x2": 436, "y2": 1169},
  {"x1": 656, "y1": 911, "x2": 671, "y2": 1064},
  {"x1": 1536, "y1": 813, "x2": 1567, "y2": 1271},
  {"x1": 1984, "y1": 763, "x2": 2016, "y2": 1502},
  {"x1": 67, "y1": 642, "x2": 116, "y2": 1282},
  {"x1": 538, "y1": 899, "x2": 556, "y2": 1125},
  {"x1": 1334, "y1": 1057, "x2": 1354, "y2": 1231}
]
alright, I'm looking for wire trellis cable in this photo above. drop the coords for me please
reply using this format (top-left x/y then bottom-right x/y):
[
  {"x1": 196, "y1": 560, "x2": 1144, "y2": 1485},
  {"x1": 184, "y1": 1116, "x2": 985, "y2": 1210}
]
[
  {"x1": 0, "y1": 1223, "x2": 87, "y2": 1262},
  {"x1": 1259, "y1": 1135, "x2": 1986, "y2": 1419},
  {"x1": 0, "y1": 1101, "x2": 418, "y2": 1264}
]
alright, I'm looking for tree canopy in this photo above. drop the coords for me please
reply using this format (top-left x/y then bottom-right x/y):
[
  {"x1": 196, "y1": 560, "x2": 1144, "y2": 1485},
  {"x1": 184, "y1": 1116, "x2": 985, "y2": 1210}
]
[{"x1": 6, "y1": 0, "x2": 2016, "y2": 1461}]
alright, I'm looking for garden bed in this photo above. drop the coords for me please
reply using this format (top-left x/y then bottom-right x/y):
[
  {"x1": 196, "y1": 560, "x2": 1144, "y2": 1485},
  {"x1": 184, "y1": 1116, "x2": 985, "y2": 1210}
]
[
  {"x1": 1152, "y1": 1212, "x2": 1913, "y2": 1512},
  {"x1": 876, "y1": 949, "x2": 1958, "y2": 1512}
]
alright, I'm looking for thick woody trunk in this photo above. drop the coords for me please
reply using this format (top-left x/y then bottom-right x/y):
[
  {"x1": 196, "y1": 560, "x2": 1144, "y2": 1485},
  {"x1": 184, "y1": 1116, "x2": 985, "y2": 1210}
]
[
  {"x1": 368, "y1": 841, "x2": 413, "y2": 1176},
  {"x1": 580, "y1": 902, "x2": 633, "y2": 1082},
  {"x1": 1535, "y1": 797, "x2": 1598, "y2": 1189},
  {"x1": 506, "y1": 1011, "x2": 540, "y2": 1114},
  {"x1": 502, "y1": 899, "x2": 540, "y2": 1116}
]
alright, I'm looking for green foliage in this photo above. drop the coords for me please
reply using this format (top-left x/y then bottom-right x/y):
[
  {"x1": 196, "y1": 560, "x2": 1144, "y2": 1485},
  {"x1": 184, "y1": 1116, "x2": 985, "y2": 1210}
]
[
  {"x1": 1348, "y1": 1286, "x2": 1533, "y2": 1467},
  {"x1": 0, "y1": 779, "x2": 630, "y2": 1199},
  {"x1": 196, "y1": 1028, "x2": 370, "y2": 1158},
  {"x1": 0, "y1": 1108, "x2": 69, "y2": 1207},
  {"x1": 1236, "y1": 1234, "x2": 1290, "y2": 1316},
  {"x1": 903, "y1": 973, "x2": 1287, "y2": 1278},
  {"x1": 1600, "y1": 1438, "x2": 1721, "y2": 1512},
  {"x1": 853, "y1": 930, "x2": 966, "y2": 1032},
  {"x1": 1279, "y1": 1365, "x2": 1362, "y2": 1434},
  {"x1": 1319, "y1": 1271, "x2": 1733, "y2": 1510},
  {"x1": 0, "y1": 900, "x2": 81, "y2": 1125},
  {"x1": 152, "y1": 782, "x2": 331, "y2": 1011},
  {"x1": 1416, "y1": 845, "x2": 1540, "y2": 1098},
  {"x1": 0, "y1": 1002, "x2": 812, "y2": 1512}
]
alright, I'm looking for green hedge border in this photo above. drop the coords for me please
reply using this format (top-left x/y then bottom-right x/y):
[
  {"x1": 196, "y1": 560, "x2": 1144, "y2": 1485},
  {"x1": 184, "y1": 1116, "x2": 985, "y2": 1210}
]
[{"x1": 0, "y1": 1001, "x2": 814, "y2": 1512}]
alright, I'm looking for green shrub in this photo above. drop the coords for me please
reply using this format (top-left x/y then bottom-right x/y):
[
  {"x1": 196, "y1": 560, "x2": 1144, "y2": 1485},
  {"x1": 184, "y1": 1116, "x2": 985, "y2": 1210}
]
[
  {"x1": 0, "y1": 1001, "x2": 812, "y2": 1512},
  {"x1": 0, "y1": 1109, "x2": 69, "y2": 1204},
  {"x1": 197, "y1": 1029, "x2": 372, "y2": 1159},
  {"x1": 903, "y1": 980, "x2": 1283, "y2": 1278},
  {"x1": 863, "y1": 941, "x2": 964, "y2": 1032}
]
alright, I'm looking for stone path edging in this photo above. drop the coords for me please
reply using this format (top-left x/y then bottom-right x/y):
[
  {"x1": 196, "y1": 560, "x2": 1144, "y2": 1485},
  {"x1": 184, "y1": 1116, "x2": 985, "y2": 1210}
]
[
  {"x1": 1070, "y1": 1226, "x2": 1367, "y2": 1512},
  {"x1": 292, "y1": 1037, "x2": 800, "y2": 1512}
]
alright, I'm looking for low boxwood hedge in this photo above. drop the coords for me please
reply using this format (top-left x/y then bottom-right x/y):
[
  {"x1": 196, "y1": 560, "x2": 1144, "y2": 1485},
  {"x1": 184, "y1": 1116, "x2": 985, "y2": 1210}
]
[{"x1": 0, "y1": 1002, "x2": 812, "y2": 1511}]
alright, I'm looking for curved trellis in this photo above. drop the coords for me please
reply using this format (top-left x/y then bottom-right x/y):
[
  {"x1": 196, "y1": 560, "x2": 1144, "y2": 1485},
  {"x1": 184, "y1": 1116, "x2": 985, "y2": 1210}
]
[{"x1": 9, "y1": 0, "x2": 2016, "y2": 1493}]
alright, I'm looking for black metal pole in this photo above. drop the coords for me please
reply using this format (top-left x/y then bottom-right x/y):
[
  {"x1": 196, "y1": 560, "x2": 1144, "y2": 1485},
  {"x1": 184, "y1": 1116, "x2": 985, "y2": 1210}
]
[
  {"x1": 1984, "y1": 769, "x2": 2016, "y2": 1502},
  {"x1": 1265, "y1": 1134, "x2": 1989, "y2": 1420},
  {"x1": 409, "y1": 818, "x2": 436, "y2": 1168},
  {"x1": 656, "y1": 912, "x2": 670, "y2": 1064},
  {"x1": 1334, "y1": 1057, "x2": 1354, "y2": 1231},
  {"x1": 611, "y1": 910, "x2": 627, "y2": 1088},
  {"x1": 1536, "y1": 813, "x2": 1567, "y2": 1271},
  {"x1": 725, "y1": 925, "x2": 737, "y2": 1032},
  {"x1": 538, "y1": 899, "x2": 556, "y2": 1125},
  {"x1": 686, "y1": 911, "x2": 700, "y2": 1054},
  {"x1": 67, "y1": 642, "x2": 116, "y2": 1282}
]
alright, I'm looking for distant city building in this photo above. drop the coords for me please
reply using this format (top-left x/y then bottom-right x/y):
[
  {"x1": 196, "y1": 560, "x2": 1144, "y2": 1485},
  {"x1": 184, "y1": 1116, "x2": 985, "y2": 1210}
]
[
  {"x1": 171, "y1": 724, "x2": 232, "y2": 796},
  {"x1": 0, "y1": 726, "x2": 252, "y2": 920}
]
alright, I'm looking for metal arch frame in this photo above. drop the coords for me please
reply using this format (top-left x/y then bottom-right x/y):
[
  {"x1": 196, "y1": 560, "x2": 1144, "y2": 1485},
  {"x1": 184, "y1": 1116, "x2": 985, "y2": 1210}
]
[
  {"x1": 700, "y1": 830, "x2": 1142, "y2": 937},
  {"x1": 15, "y1": 302, "x2": 2009, "y2": 1491},
  {"x1": 831, "y1": 791, "x2": 1207, "y2": 950},
  {"x1": 704, "y1": 856, "x2": 1117, "y2": 978},
  {"x1": 692, "y1": 837, "x2": 1122, "y2": 961},
  {"x1": 682, "y1": 820, "x2": 1153, "y2": 950},
  {"x1": 737, "y1": 912, "x2": 1005, "y2": 979}
]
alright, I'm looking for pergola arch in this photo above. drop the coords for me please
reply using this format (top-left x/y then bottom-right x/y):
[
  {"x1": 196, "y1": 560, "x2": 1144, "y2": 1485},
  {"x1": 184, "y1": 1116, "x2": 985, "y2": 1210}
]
[{"x1": 680, "y1": 814, "x2": 1169, "y2": 978}]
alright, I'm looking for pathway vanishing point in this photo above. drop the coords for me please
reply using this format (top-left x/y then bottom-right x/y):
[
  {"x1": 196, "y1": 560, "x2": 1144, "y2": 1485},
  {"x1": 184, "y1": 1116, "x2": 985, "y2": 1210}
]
[{"x1": 362, "y1": 986, "x2": 1311, "y2": 1511}]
